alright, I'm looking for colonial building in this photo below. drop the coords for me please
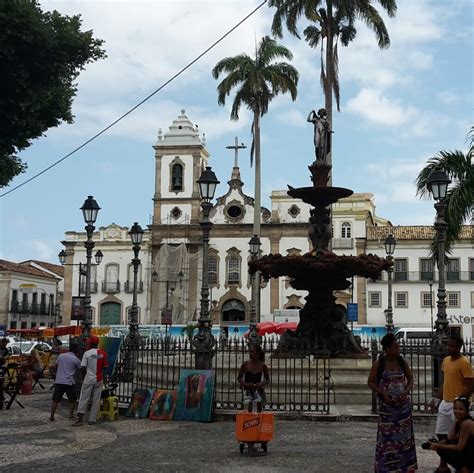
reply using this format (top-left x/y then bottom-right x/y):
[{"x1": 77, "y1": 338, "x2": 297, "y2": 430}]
[
  {"x1": 60, "y1": 110, "x2": 473, "y2": 337},
  {"x1": 0, "y1": 259, "x2": 63, "y2": 329}
]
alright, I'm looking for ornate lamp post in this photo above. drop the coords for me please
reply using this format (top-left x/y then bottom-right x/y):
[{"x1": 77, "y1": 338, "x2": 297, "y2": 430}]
[
  {"x1": 58, "y1": 249, "x2": 103, "y2": 328},
  {"x1": 79, "y1": 196, "x2": 100, "y2": 340},
  {"x1": 193, "y1": 166, "x2": 219, "y2": 370},
  {"x1": 427, "y1": 166, "x2": 451, "y2": 395},
  {"x1": 428, "y1": 278, "x2": 434, "y2": 335},
  {"x1": 248, "y1": 234, "x2": 262, "y2": 345},
  {"x1": 127, "y1": 222, "x2": 144, "y2": 342},
  {"x1": 384, "y1": 233, "x2": 396, "y2": 333}
]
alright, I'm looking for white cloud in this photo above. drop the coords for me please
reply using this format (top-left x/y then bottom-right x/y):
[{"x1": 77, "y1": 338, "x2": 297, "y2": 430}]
[
  {"x1": 347, "y1": 88, "x2": 418, "y2": 126},
  {"x1": 437, "y1": 90, "x2": 462, "y2": 105}
]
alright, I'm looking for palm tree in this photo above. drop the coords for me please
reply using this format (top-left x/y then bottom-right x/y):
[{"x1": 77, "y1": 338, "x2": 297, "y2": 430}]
[
  {"x1": 269, "y1": 0, "x2": 397, "y2": 169},
  {"x1": 212, "y1": 35, "x2": 299, "y2": 322},
  {"x1": 212, "y1": 35, "x2": 299, "y2": 243},
  {"x1": 415, "y1": 128, "x2": 474, "y2": 259}
]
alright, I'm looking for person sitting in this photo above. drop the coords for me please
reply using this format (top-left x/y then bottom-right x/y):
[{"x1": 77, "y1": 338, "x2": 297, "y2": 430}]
[
  {"x1": 427, "y1": 396, "x2": 474, "y2": 473},
  {"x1": 238, "y1": 344, "x2": 269, "y2": 413}
]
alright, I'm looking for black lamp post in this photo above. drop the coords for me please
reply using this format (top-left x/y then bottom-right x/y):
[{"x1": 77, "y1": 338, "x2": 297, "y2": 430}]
[
  {"x1": 79, "y1": 196, "x2": 100, "y2": 340},
  {"x1": 127, "y1": 222, "x2": 144, "y2": 342},
  {"x1": 248, "y1": 234, "x2": 262, "y2": 345},
  {"x1": 384, "y1": 233, "x2": 396, "y2": 333},
  {"x1": 427, "y1": 166, "x2": 451, "y2": 342},
  {"x1": 427, "y1": 166, "x2": 451, "y2": 395},
  {"x1": 193, "y1": 166, "x2": 219, "y2": 369}
]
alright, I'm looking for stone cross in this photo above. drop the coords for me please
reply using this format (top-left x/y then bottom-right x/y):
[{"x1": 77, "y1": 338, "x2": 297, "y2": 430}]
[{"x1": 225, "y1": 136, "x2": 246, "y2": 168}]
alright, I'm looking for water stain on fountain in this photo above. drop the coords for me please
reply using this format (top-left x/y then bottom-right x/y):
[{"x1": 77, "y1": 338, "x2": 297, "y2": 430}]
[{"x1": 249, "y1": 160, "x2": 392, "y2": 357}]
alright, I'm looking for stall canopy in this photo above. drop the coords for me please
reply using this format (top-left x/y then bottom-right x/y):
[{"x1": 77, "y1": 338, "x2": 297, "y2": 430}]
[{"x1": 244, "y1": 321, "x2": 298, "y2": 337}]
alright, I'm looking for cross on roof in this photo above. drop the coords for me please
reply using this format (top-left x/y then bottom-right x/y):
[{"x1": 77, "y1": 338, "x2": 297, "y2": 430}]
[{"x1": 225, "y1": 136, "x2": 246, "y2": 168}]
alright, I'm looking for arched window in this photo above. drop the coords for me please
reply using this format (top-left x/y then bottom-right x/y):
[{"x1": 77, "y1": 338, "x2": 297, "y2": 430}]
[
  {"x1": 341, "y1": 222, "x2": 352, "y2": 238},
  {"x1": 221, "y1": 299, "x2": 245, "y2": 322},
  {"x1": 208, "y1": 255, "x2": 218, "y2": 286},
  {"x1": 104, "y1": 263, "x2": 120, "y2": 293},
  {"x1": 171, "y1": 163, "x2": 183, "y2": 191}
]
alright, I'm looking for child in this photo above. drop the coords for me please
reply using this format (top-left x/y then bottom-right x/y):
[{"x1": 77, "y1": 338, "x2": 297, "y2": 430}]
[
  {"x1": 427, "y1": 396, "x2": 474, "y2": 473},
  {"x1": 238, "y1": 344, "x2": 269, "y2": 413}
]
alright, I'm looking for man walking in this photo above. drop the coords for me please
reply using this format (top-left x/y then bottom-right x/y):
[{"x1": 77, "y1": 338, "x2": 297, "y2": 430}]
[
  {"x1": 73, "y1": 336, "x2": 108, "y2": 426},
  {"x1": 49, "y1": 346, "x2": 81, "y2": 421},
  {"x1": 432, "y1": 335, "x2": 473, "y2": 473}
]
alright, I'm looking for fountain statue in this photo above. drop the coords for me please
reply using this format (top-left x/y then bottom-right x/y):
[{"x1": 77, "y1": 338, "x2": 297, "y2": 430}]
[{"x1": 249, "y1": 111, "x2": 392, "y2": 357}]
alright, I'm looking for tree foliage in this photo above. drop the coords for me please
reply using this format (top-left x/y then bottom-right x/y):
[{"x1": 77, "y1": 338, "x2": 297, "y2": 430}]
[
  {"x1": 268, "y1": 0, "x2": 396, "y2": 120},
  {"x1": 415, "y1": 128, "x2": 474, "y2": 259},
  {"x1": 0, "y1": 0, "x2": 106, "y2": 187}
]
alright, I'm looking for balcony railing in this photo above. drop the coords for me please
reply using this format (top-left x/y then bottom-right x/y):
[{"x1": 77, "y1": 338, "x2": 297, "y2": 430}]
[
  {"x1": 332, "y1": 238, "x2": 354, "y2": 249},
  {"x1": 124, "y1": 281, "x2": 144, "y2": 293},
  {"x1": 79, "y1": 281, "x2": 98, "y2": 294},
  {"x1": 368, "y1": 271, "x2": 472, "y2": 283},
  {"x1": 102, "y1": 281, "x2": 121, "y2": 293},
  {"x1": 10, "y1": 302, "x2": 56, "y2": 315}
]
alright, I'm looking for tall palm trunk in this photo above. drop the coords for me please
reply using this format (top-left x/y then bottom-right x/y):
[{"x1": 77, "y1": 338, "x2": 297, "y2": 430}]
[
  {"x1": 252, "y1": 106, "x2": 262, "y2": 324},
  {"x1": 325, "y1": 0, "x2": 333, "y2": 181}
]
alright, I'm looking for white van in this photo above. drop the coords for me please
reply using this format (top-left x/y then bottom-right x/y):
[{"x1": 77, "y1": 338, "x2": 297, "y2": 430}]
[{"x1": 395, "y1": 327, "x2": 433, "y2": 342}]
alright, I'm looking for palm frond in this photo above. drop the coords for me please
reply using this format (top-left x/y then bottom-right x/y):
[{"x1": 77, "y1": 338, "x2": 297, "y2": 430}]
[
  {"x1": 212, "y1": 54, "x2": 253, "y2": 79},
  {"x1": 356, "y1": 3, "x2": 391, "y2": 49},
  {"x1": 303, "y1": 25, "x2": 322, "y2": 48}
]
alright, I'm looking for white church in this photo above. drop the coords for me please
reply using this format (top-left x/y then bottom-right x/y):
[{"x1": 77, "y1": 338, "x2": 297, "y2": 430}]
[{"x1": 60, "y1": 110, "x2": 474, "y2": 339}]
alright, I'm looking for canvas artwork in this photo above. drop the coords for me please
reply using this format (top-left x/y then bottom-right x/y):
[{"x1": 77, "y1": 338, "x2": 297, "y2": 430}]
[
  {"x1": 149, "y1": 389, "x2": 177, "y2": 421},
  {"x1": 174, "y1": 369, "x2": 215, "y2": 422},
  {"x1": 98, "y1": 337, "x2": 122, "y2": 378},
  {"x1": 126, "y1": 389, "x2": 154, "y2": 418}
]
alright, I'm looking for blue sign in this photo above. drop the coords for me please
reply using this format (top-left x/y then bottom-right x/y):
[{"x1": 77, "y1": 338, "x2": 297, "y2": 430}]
[
  {"x1": 347, "y1": 303, "x2": 358, "y2": 322},
  {"x1": 0, "y1": 324, "x2": 6, "y2": 336}
]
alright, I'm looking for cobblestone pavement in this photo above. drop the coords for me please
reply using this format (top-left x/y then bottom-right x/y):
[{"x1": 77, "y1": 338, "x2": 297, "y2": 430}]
[{"x1": 1, "y1": 387, "x2": 440, "y2": 472}]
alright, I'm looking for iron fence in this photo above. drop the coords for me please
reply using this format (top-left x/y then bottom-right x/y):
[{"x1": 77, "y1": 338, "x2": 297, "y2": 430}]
[{"x1": 114, "y1": 338, "x2": 331, "y2": 415}]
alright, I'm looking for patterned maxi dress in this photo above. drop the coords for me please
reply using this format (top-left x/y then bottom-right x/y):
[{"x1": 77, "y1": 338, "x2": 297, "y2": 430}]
[{"x1": 374, "y1": 369, "x2": 417, "y2": 472}]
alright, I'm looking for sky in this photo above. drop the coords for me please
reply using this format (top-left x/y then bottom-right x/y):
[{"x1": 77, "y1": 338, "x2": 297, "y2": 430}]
[{"x1": 0, "y1": 0, "x2": 472, "y2": 264}]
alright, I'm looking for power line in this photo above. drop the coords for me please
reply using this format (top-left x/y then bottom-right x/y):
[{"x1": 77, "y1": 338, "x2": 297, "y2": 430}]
[{"x1": 1, "y1": 0, "x2": 267, "y2": 198}]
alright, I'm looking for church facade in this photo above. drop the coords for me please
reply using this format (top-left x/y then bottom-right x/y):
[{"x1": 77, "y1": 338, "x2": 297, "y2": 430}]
[{"x1": 61, "y1": 110, "x2": 474, "y2": 338}]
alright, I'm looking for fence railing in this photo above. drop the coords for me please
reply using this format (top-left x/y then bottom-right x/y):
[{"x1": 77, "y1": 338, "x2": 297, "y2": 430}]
[{"x1": 114, "y1": 338, "x2": 331, "y2": 415}]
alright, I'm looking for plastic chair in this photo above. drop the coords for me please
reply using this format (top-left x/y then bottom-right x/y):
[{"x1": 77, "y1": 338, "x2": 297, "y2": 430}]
[{"x1": 100, "y1": 395, "x2": 119, "y2": 421}]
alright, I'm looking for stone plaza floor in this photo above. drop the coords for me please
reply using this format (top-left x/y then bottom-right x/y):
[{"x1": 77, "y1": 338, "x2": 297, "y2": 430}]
[{"x1": 1, "y1": 385, "x2": 440, "y2": 472}]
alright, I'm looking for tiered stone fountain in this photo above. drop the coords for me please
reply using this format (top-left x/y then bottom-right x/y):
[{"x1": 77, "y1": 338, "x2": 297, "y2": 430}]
[{"x1": 250, "y1": 125, "x2": 391, "y2": 357}]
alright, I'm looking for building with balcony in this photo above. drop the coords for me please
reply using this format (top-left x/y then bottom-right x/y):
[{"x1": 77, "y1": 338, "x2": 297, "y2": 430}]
[
  {"x1": 61, "y1": 224, "x2": 151, "y2": 326},
  {"x1": 0, "y1": 259, "x2": 62, "y2": 329},
  {"x1": 365, "y1": 226, "x2": 473, "y2": 338}
]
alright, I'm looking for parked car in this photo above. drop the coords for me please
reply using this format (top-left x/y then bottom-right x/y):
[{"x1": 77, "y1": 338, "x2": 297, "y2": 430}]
[
  {"x1": 395, "y1": 327, "x2": 433, "y2": 342},
  {"x1": 7, "y1": 341, "x2": 52, "y2": 355}
]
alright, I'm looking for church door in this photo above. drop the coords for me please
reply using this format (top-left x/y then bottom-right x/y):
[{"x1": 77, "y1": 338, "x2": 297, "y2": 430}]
[
  {"x1": 221, "y1": 299, "x2": 245, "y2": 323},
  {"x1": 100, "y1": 302, "x2": 121, "y2": 325}
]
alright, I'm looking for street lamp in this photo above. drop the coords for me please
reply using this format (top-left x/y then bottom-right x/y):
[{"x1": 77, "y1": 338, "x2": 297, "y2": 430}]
[
  {"x1": 127, "y1": 222, "x2": 144, "y2": 343},
  {"x1": 193, "y1": 166, "x2": 220, "y2": 369},
  {"x1": 427, "y1": 165, "x2": 451, "y2": 396},
  {"x1": 248, "y1": 234, "x2": 262, "y2": 345},
  {"x1": 58, "y1": 249, "x2": 103, "y2": 324},
  {"x1": 427, "y1": 166, "x2": 451, "y2": 342},
  {"x1": 80, "y1": 196, "x2": 100, "y2": 340},
  {"x1": 384, "y1": 233, "x2": 396, "y2": 333}
]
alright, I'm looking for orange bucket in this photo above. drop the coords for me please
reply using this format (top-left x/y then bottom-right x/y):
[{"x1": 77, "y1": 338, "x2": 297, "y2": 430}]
[{"x1": 235, "y1": 413, "x2": 274, "y2": 443}]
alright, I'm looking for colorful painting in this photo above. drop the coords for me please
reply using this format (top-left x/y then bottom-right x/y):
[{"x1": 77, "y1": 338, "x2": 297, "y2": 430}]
[
  {"x1": 126, "y1": 388, "x2": 154, "y2": 418},
  {"x1": 98, "y1": 337, "x2": 122, "y2": 378},
  {"x1": 174, "y1": 370, "x2": 215, "y2": 422},
  {"x1": 149, "y1": 389, "x2": 177, "y2": 421}
]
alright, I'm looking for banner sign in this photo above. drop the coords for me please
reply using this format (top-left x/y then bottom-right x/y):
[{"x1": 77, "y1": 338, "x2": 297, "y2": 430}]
[
  {"x1": 71, "y1": 296, "x2": 85, "y2": 321},
  {"x1": 347, "y1": 303, "x2": 358, "y2": 322}
]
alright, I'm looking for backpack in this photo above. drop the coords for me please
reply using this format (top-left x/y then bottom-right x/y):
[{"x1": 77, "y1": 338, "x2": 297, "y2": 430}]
[{"x1": 376, "y1": 355, "x2": 407, "y2": 385}]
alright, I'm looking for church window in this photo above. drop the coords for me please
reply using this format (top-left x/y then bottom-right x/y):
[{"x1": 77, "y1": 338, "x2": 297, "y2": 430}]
[
  {"x1": 209, "y1": 255, "x2": 218, "y2": 285},
  {"x1": 171, "y1": 163, "x2": 183, "y2": 191},
  {"x1": 226, "y1": 249, "x2": 241, "y2": 285},
  {"x1": 171, "y1": 207, "x2": 182, "y2": 220},
  {"x1": 227, "y1": 205, "x2": 242, "y2": 219},
  {"x1": 288, "y1": 205, "x2": 300, "y2": 218},
  {"x1": 341, "y1": 222, "x2": 351, "y2": 238}
]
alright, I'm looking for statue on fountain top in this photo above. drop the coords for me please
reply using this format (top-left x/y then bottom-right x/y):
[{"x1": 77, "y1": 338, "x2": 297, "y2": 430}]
[{"x1": 307, "y1": 108, "x2": 331, "y2": 163}]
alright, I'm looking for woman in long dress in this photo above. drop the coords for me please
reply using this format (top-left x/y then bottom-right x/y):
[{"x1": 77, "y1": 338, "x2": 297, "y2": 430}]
[{"x1": 368, "y1": 333, "x2": 418, "y2": 472}]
